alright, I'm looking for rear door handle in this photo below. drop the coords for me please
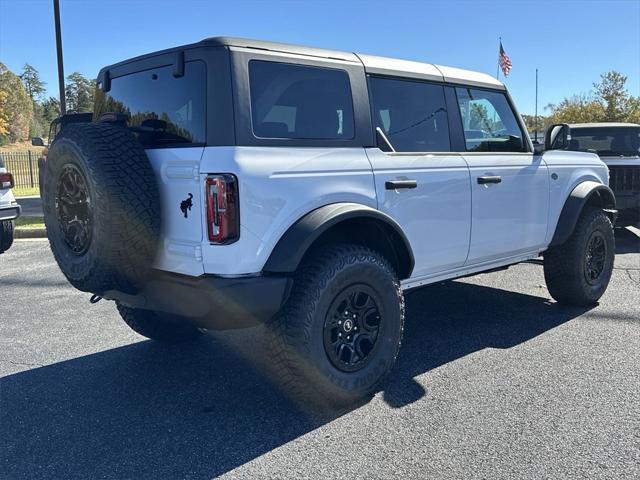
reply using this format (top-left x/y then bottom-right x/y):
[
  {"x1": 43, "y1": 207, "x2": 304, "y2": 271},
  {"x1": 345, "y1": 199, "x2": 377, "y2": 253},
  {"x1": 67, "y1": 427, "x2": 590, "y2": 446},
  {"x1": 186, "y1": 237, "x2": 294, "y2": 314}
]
[
  {"x1": 477, "y1": 176, "x2": 502, "y2": 185},
  {"x1": 385, "y1": 179, "x2": 418, "y2": 190}
]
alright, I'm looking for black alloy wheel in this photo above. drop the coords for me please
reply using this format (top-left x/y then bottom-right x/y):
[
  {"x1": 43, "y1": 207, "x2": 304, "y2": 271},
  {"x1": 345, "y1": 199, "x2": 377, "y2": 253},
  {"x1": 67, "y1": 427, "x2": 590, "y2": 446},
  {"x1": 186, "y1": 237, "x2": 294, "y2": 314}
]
[
  {"x1": 56, "y1": 163, "x2": 93, "y2": 255},
  {"x1": 323, "y1": 285, "x2": 383, "y2": 372},
  {"x1": 584, "y1": 230, "x2": 606, "y2": 285}
]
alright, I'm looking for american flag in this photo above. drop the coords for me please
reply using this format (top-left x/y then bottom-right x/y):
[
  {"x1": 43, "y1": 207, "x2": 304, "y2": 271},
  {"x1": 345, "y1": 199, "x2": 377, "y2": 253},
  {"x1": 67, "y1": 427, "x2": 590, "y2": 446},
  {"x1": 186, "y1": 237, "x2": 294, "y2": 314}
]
[{"x1": 498, "y1": 41, "x2": 512, "y2": 77}]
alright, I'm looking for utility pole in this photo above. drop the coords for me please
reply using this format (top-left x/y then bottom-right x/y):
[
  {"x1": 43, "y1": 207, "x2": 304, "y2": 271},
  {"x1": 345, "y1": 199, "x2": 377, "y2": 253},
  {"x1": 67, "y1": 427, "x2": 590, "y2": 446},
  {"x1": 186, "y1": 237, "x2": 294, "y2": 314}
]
[
  {"x1": 53, "y1": 0, "x2": 66, "y2": 115},
  {"x1": 534, "y1": 68, "x2": 539, "y2": 143}
]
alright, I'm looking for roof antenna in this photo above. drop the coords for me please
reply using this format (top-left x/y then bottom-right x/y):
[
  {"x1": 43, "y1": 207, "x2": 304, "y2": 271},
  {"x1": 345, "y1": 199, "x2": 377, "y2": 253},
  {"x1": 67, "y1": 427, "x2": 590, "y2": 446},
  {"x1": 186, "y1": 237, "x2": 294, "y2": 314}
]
[{"x1": 53, "y1": 0, "x2": 66, "y2": 115}]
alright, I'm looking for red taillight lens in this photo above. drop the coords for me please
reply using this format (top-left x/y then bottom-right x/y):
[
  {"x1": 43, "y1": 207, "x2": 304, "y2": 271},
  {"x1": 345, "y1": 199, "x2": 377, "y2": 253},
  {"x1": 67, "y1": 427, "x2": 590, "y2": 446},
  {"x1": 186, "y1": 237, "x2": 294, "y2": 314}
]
[
  {"x1": 0, "y1": 172, "x2": 14, "y2": 189},
  {"x1": 206, "y1": 174, "x2": 239, "y2": 244}
]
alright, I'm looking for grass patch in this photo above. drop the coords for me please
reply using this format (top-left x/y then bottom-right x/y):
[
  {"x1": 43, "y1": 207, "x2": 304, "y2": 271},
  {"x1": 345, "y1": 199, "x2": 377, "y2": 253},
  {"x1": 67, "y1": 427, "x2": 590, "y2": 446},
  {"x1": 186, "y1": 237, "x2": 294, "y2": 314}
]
[
  {"x1": 15, "y1": 216, "x2": 45, "y2": 229},
  {"x1": 12, "y1": 186, "x2": 40, "y2": 198}
]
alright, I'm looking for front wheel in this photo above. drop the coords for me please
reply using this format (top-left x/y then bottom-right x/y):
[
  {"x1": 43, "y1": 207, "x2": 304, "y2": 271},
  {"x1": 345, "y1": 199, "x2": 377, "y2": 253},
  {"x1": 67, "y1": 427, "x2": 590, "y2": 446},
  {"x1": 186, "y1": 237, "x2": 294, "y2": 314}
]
[
  {"x1": 268, "y1": 244, "x2": 404, "y2": 412},
  {"x1": 544, "y1": 207, "x2": 615, "y2": 306},
  {"x1": 0, "y1": 220, "x2": 14, "y2": 254}
]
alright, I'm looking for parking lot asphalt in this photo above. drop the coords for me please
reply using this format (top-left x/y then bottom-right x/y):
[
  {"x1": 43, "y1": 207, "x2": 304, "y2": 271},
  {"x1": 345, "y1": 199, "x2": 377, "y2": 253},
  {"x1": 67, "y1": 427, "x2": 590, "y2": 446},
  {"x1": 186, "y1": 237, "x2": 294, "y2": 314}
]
[{"x1": 1, "y1": 230, "x2": 639, "y2": 480}]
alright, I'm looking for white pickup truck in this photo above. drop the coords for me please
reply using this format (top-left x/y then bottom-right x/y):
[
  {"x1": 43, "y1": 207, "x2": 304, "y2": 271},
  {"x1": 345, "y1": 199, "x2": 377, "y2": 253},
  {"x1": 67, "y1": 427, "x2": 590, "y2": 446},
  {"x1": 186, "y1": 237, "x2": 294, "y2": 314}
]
[{"x1": 40, "y1": 37, "x2": 617, "y2": 410}]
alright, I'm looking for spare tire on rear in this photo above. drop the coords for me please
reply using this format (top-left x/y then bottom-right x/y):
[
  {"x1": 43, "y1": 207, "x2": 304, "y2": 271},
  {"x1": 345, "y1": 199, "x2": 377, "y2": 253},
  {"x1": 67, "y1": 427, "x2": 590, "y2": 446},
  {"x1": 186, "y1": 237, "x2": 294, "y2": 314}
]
[{"x1": 43, "y1": 122, "x2": 160, "y2": 295}]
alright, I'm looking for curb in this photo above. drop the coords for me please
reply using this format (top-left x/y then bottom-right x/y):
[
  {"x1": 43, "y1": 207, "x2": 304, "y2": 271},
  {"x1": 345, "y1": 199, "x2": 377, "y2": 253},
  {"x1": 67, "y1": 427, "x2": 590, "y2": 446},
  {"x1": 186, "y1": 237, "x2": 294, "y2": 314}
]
[{"x1": 15, "y1": 227, "x2": 47, "y2": 239}]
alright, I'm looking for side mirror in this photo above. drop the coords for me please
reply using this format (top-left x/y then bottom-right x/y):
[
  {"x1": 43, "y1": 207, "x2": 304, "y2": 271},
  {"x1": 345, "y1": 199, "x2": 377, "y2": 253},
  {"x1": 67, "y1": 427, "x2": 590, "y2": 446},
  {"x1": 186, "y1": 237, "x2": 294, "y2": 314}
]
[
  {"x1": 31, "y1": 137, "x2": 45, "y2": 147},
  {"x1": 544, "y1": 123, "x2": 571, "y2": 151}
]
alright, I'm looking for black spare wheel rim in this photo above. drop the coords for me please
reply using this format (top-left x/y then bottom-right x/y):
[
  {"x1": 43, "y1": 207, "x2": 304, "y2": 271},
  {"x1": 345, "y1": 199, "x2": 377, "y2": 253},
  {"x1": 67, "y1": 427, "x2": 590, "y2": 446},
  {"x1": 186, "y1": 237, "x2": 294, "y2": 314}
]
[
  {"x1": 584, "y1": 230, "x2": 606, "y2": 285},
  {"x1": 323, "y1": 284, "x2": 383, "y2": 372},
  {"x1": 56, "y1": 163, "x2": 93, "y2": 255}
]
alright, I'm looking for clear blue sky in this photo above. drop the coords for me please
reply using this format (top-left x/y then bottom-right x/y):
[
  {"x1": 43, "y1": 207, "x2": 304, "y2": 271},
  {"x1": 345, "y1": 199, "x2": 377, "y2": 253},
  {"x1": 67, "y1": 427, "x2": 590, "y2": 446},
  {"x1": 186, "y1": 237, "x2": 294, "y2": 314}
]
[{"x1": 1, "y1": 0, "x2": 638, "y2": 115}]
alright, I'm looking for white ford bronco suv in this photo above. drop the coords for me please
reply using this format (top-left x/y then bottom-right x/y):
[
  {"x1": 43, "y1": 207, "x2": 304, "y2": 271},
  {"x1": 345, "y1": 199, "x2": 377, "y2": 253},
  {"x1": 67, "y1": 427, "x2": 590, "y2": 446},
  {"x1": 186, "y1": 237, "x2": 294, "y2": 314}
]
[
  {"x1": 0, "y1": 154, "x2": 20, "y2": 254},
  {"x1": 565, "y1": 123, "x2": 639, "y2": 227},
  {"x1": 41, "y1": 37, "x2": 617, "y2": 409}
]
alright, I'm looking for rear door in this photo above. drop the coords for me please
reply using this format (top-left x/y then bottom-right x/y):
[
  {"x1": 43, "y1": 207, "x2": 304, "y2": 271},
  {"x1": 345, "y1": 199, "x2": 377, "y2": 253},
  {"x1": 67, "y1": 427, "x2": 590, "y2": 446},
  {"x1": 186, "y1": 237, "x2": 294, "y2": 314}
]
[
  {"x1": 453, "y1": 87, "x2": 549, "y2": 264},
  {"x1": 365, "y1": 76, "x2": 471, "y2": 278}
]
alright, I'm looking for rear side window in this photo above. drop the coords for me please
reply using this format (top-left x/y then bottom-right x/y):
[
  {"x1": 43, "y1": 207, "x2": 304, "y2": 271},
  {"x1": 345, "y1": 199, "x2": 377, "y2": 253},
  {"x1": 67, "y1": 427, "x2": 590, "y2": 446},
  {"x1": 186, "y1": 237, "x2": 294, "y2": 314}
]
[
  {"x1": 249, "y1": 61, "x2": 354, "y2": 140},
  {"x1": 369, "y1": 76, "x2": 450, "y2": 152},
  {"x1": 94, "y1": 61, "x2": 206, "y2": 148},
  {"x1": 455, "y1": 88, "x2": 526, "y2": 152}
]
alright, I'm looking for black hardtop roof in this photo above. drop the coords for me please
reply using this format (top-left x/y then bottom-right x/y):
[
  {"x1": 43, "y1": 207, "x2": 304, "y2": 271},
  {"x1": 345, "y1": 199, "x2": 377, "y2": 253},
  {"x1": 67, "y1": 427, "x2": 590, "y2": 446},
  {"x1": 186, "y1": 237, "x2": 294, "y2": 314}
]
[
  {"x1": 98, "y1": 36, "x2": 504, "y2": 91},
  {"x1": 99, "y1": 36, "x2": 357, "y2": 75}
]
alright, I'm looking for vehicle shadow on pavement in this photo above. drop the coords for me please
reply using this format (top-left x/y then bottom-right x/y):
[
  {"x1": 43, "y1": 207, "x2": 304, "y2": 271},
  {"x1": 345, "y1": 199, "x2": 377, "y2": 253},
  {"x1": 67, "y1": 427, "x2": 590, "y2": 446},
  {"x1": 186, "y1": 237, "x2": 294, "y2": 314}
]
[
  {"x1": 0, "y1": 282, "x2": 588, "y2": 479},
  {"x1": 615, "y1": 227, "x2": 640, "y2": 254}
]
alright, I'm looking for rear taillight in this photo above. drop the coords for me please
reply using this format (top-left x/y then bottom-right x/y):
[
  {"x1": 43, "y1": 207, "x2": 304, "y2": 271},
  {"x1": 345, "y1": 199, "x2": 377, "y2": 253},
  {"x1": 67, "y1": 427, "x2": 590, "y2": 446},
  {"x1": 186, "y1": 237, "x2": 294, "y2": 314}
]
[
  {"x1": 206, "y1": 174, "x2": 239, "y2": 244},
  {"x1": 0, "y1": 172, "x2": 14, "y2": 189}
]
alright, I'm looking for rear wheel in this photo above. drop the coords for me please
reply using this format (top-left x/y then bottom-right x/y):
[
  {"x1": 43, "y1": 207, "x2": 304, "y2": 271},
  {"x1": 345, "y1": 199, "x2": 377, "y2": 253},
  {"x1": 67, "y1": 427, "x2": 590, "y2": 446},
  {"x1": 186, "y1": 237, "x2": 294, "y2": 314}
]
[
  {"x1": 544, "y1": 208, "x2": 615, "y2": 306},
  {"x1": 0, "y1": 220, "x2": 14, "y2": 253},
  {"x1": 116, "y1": 303, "x2": 203, "y2": 344},
  {"x1": 268, "y1": 244, "x2": 404, "y2": 412}
]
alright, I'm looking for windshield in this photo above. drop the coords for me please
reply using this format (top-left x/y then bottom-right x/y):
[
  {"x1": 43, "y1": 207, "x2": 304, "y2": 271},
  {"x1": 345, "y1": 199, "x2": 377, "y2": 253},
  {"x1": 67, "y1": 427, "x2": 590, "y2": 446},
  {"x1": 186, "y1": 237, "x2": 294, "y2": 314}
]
[{"x1": 568, "y1": 127, "x2": 640, "y2": 157}]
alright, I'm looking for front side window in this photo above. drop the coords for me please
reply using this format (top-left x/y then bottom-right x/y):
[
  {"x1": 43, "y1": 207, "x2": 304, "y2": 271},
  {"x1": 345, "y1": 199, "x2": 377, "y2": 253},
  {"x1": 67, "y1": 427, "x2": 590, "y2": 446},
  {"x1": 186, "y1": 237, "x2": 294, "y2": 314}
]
[
  {"x1": 568, "y1": 127, "x2": 640, "y2": 157},
  {"x1": 249, "y1": 61, "x2": 354, "y2": 140},
  {"x1": 369, "y1": 76, "x2": 450, "y2": 152},
  {"x1": 94, "y1": 61, "x2": 206, "y2": 148},
  {"x1": 456, "y1": 88, "x2": 526, "y2": 152}
]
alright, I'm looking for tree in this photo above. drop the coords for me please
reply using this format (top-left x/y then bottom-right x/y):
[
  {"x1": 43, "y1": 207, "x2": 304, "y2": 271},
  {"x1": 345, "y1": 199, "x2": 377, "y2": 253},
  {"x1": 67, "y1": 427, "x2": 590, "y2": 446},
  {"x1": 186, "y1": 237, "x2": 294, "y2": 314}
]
[
  {"x1": 0, "y1": 90, "x2": 9, "y2": 137},
  {"x1": 65, "y1": 72, "x2": 95, "y2": 113},
  {"x1": 546, "y1": 94, "x2": 605, "y2": 125},
  {"x1": 521, "y1": 114, "x2": 548, "y2": 135},
  {"x1": 19, "y1": 63, "x2": 46, "y2": 101},
  {"x1": 593, "y1": 71, "x2": 629, "y2": 122},
  {"x1": 42, "y1": 97, "x2": 60, "y2": 125},
  {"x1": 546, "y1": 71, "x2": 640, "y2": 124},
  {"x1": 0, "y1": 63, "x2": 33, "y2": 144}
]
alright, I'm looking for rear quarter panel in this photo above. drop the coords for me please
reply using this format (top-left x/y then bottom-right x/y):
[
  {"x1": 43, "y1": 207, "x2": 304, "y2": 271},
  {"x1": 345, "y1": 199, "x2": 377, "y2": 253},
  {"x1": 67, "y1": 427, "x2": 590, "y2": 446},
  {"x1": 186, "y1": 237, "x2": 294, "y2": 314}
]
[{"x1": 198, "y1": 146, "x2": 376, "y2": 275}]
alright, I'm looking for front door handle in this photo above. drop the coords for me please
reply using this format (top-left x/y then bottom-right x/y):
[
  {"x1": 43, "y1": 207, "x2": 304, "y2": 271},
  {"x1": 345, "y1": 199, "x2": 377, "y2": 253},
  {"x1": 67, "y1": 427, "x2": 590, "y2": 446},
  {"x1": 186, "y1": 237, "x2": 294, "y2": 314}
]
[
  {"x1": 477, "y1": 176, "x2": 502, "y2": 185},
  {"x1": 385, "y1": 179, "x2": 417, "y2": 190}
]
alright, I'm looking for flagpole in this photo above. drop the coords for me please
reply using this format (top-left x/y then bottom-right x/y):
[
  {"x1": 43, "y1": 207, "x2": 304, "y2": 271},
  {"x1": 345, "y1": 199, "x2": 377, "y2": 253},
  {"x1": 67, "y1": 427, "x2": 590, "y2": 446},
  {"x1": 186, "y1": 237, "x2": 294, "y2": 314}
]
[{"x1": 496, "y1": 36, "x2": 501, "y2": 80}]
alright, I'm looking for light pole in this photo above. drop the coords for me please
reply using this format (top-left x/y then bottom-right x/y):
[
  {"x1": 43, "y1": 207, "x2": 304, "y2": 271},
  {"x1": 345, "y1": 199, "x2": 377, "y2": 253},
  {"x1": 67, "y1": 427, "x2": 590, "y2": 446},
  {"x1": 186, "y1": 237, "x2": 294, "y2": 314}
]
[{"x1": 53, "y1": 0, "x2": 66, "y2": 115}]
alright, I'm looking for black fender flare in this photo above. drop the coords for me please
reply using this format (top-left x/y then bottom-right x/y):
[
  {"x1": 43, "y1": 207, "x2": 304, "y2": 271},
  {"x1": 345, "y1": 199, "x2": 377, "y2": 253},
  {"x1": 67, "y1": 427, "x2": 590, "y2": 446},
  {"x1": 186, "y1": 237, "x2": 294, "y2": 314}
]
[
  {"x1": 550, "y1": 181, "x2": 617, "y2": 247},
  {"x1": 263, "y1": 203, "x2": 415, "y2": 279}
]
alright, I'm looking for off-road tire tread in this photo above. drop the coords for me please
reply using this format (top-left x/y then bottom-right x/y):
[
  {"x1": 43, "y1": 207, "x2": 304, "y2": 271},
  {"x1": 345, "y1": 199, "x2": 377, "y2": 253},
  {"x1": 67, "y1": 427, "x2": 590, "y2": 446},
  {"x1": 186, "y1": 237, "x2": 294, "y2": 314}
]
[
  {"x1": 267, "y1": 244, "x2": 404, "y2": 411},
  {"x1": 43, "y1": 123, "x2": 160, "y2": 294},
  {"x1": 544, "y1": 207, "x2": 614, "y2": 306}
]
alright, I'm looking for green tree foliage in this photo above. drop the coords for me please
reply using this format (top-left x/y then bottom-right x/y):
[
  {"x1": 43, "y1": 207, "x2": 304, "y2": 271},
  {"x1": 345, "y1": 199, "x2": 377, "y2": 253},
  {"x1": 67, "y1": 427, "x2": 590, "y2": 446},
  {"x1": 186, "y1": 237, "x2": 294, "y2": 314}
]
[
  {"x1": 19, "y1": 63, "x2": 46, "y2": 101},
  {"x1": 547, "y1": 71, "x2": 640, "y2": 125},
  {"x1": 0, "y1": 63, "x2": 33, "y2": 145},
  {"x1": 41, "y1": 96, "x2": 60, "y2": 125},
  {"x1": 20, "y1": 63, "x2": 48, "y2": 137},
  {"x1": 65, "y1": 72, "x2": 95, "y2": 113},
  {"x1": 521, "y1": 114, "x2": 547, "y2": 136}
]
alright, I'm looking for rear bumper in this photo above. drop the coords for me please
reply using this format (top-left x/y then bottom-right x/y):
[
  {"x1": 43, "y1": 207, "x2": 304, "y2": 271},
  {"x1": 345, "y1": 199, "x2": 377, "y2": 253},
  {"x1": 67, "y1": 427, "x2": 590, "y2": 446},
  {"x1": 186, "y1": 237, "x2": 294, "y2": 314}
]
[
  {"x1": 103, "y1": 271, "x2": 292, "y2": 330},
  {"x1": 0, "y1": 203, "x2": 21, "y2": 221}
]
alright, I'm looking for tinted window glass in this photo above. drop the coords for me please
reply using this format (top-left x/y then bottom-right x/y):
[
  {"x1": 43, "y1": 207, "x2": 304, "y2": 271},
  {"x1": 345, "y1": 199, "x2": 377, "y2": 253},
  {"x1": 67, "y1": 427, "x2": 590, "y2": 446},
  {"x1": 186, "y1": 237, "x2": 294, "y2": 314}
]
[
  {"x1": 369, "y1": 76, "x2": 450, "y2": 152},
  {"x1": 249, "y1": 61, "x2": 354, "y2": 140},
  {"x1": 568, "y1": 127, "x2": 640, "y2": 157},
  {"x1": 94, "y1": 61, "x2": 206, "y2": 148},
  {"x1": 456, "y1": 88, "x2": 526, "y2": 152}
]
